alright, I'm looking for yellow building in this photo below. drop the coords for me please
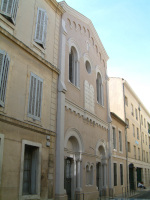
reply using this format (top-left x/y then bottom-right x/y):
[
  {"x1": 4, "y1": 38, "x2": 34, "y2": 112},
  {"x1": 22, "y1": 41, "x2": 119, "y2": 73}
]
[
  {"x1": 110, "y1": 112, "x2": 127, "y2": 196},
  {"x1": 109, "y1": 77, "x2": 150, "y2": 191},
  {"x1": 0, "y1": 0, "x2": 64, "y2": 199}
]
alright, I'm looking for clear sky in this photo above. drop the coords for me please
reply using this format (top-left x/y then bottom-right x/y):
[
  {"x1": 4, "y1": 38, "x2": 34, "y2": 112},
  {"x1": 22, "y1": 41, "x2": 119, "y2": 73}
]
[{"x1": 58, "y1": 0, "x2": 150, "y2": 113}]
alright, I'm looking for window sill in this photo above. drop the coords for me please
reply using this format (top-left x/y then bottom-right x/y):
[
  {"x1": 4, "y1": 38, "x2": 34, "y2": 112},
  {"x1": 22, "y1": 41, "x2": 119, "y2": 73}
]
[
  {"x1": 24, "y1": 115, "x2": 42, "y2": 127},
  {"x1": 68, "y1": 80, "x2": 80, "y2": 91},
  {"x1": 96, "y1": 102, "x2": 104, "y2": 108},
  {"x1": 32, "y1": 41, "x2": 45, "y2": 58},
  {"x1": 0, "y1": 14, "x2": 15, "y2": 35}
]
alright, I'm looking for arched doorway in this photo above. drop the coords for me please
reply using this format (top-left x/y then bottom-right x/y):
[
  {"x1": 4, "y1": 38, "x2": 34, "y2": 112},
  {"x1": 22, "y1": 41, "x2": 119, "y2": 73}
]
[
  {"x1": 96, "y1": 142, "x2": 107, "y2": 196},
  {"x1": 64, "y1": 130, "x2": 83, "y2": 200}
]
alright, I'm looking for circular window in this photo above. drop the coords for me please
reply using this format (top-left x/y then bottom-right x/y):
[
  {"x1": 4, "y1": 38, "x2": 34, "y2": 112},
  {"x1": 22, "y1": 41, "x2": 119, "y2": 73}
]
[{"x1": 86, "y1": 61, "x2": 91, "y2": 74}]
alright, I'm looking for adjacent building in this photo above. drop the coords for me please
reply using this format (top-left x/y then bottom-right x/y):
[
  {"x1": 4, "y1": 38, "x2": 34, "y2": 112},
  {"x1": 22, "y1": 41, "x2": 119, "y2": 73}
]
[
  {"x1": 109, "y1": 77, "x2": 150, "y2": 191},
  {"x1": 110, "y1": 112, "x2": 127, "y2": 196},
  {"x1": 0, "y1": 0, "x2": 64, "y2": 199},
  {"x1": 56, "y1": 1, "x2": 112, "y2": 200}
]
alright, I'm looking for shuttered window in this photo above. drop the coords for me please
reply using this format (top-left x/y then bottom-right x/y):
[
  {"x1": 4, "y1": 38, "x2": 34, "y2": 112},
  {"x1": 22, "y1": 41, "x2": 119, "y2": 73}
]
[
  {"x1": 0, "y1": 0, "x2": 19, "y2": 24},
  {"x1": 0, "y1": 50, "x2": 10, "y2": 107},
  {"x1": 28, "y1": 73, "x2": 43, "y2": 120},
  {"x1": 34, "y1": 8, "x2": 47, "y2": 48}
]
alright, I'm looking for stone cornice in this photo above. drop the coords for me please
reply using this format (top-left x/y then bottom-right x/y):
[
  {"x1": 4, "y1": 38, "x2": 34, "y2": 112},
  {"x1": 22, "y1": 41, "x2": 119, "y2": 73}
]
[
  {"x1": 50, "y1": 0, "x2": 65, "y2": 14},
  {"x1": 0, "y1": 26, "x2": 60, "y2": 75},
  {"x1": 65, "y1": 98, "x2": 108, "y2": 130},
  {"x1": 0, "y1": 113, "x2": 56, "y2": 136},
  {"x1": 59, "y1": 1, "x2": 109, "y2": 62},
  {"x1": 128, "y1": 157, "x2": 150, "y2": 168}
]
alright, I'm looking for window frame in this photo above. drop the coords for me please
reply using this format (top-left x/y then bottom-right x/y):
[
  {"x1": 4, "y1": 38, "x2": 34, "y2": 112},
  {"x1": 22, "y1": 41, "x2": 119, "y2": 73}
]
[
  {"x1": 120, "y1": 163, "x2": 123, "y2": 185},
  {"x1": 0, "y1": 0, "x2": 19, "y2": 24},
  {"x1": 0, "y1": 49, "x2": 10, "y2": 107},
  {"x1": 0, "y1": 133, "x2": 4, "y2": 185},
  {"x1": 34, "y1": 7, "x2": 47, "y2": 49},
  {"x1": 119, "y1": 130, "x2": 123, "y2": 153},
  {"x1": 112, "y1": 126, "x2": 117, "y2": 150},
  {"x1": 19, "y1": 140, "x2": 42, "y2": 200},
  {"x1": 96, "y1": 72, "x2": 104, "y2": 106},
  {"x1": 113, "y1": 163, "x2": 117, "y2": 186},
  {"x1": 28, "y1": 72, "x2": 43, "y2": 121},
  {"x1": 69, "y1": 46, "x2": 79, "y2": 88}
]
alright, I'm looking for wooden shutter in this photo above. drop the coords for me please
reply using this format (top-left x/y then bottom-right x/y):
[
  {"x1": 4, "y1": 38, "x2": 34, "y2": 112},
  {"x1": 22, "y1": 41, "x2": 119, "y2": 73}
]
[
  {"x1": 0, "y1": 50, "x2": 10, "y2": 107},
  {"x1": 28, "y1": 73, "x2": 43, "y2": 120},
  {"x1": 35, "y1": 8, "x2": 47, "y2": 48},
  {"x1": 0, "y1": 0, "x2": 19, "y2": 24}
]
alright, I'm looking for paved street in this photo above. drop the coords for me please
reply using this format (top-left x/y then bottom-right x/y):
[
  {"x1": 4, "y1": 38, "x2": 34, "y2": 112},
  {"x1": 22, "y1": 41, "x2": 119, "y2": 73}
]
[{"x1": 131, "y1": 190, "x2": 150, "y2": 199}]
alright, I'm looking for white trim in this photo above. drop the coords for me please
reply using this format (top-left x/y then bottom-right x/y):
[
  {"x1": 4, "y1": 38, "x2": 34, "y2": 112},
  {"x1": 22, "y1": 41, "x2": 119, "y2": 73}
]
[
  {"x1": 19, "y1": 140, "x2": 42, "y2": 200},
  {"x1": 64, "y1": 128, "x2": 83, "y2": 153},
  {"x1": 0, "y1": 133, "x2": 4, "y2": 185}
]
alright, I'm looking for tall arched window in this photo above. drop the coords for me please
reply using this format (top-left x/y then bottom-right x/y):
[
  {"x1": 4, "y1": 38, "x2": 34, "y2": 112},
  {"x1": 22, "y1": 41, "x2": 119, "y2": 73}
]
[
  {"x1": 96, "y1": 72, "x2": 103, "y2": 105},
  {"x1": 69, "y1": 47, "x2": 79, "y2": 87}
]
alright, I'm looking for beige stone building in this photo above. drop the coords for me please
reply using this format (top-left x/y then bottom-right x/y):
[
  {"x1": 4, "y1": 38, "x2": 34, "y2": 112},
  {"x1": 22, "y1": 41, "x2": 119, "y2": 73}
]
[
  {"x1": 55, "y1": 2, "x2": 112, "y2": 200},
  {"x1": 109, "y1": 77, "x2": 150, "y2": 191},
  {"x1": 0, "y1": 0, "x2": 63, "y2": 199},
  {"x1": 110, "y1": 112, "x2": 127, "y2": 196}
]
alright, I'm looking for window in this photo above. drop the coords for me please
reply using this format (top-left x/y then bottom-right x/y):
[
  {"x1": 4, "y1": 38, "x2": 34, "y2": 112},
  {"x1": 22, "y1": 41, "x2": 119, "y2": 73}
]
[
  {"x1": 0, "y1": 134, "x2": 4, "y2": 185},
  {"x1": 112, "y1": 127, "x2": 116, "y2": 150},
  {"x1": 126, "y1": 118, "x2": 129, "y2": 128},
  {"x1": 142, "y1": 133, "x2": 144, "y2": 143},
  {"x1": 143, "y1": 150, "x2": 145, "y2": 162},
  {"x1": 132, "y1": 124, "x2": 135, "y2": 137},
  {"x1": 28, "y1": 73, "x2": 43, "y2": 120},
  {"x1": 96, "y1": 72, "x2": 103, "y2": 105},
  {"x1": 134, "y1": 146, "x2": 136, "y2": 159},
  {"x1": 144, "y1": 118, "x2": 146, "y2": 128},
  {"x1": 125, "y1": 96, "x2": 128, "y2": 106},
  {"x1": 120, "y1": 164, "x2": 123, "y2": 185},
  {"x1": 35, "y1": 8, "x2": 47, "y2": 48},
  {"x1": 141, "y1": 115, "x2": 143, "y2": 125},
  {"x1": 113, "y1": 163, "x2": 117, "y2": 186},
  {"x1": 19, "y1": 140, "x2": 41, "y2": 198},
  {"x1": 135, "y1": 108, "x2": 138, "y2": 120},
  {"x1": 131, "y1": 104, "x2": 134, "y2": 116},
  {"x1": 86, "y1": 164, "x2": 93, "y2": 185},
  {"x1": 0, "y1": 0, "x2": 19, "y2": 24},
  {"x1": 138, "y1": 148, "x2": 140, "y2": 160},
  {"x1": 145, "y1": 135, "x2": 147, "y2": 145},
  {"x1": 119, "y1": 131, "x2": 122, "y2": 152},
  {"x1": 146, "y1": 152, "x2": 148, "y2": 163},
  {"x1": 137, "y1": 128, "x2": 139, "y2": 140},
  {"x1": 85, "y1": 61, "x2": 91, "y2": 74},
  {"x1": 148, "y1": 122, "x2": 150, "y2": 134},
  {"x1": 0, "y1": 49, "x2": 10, "y2": 107},
  {"x1": 128, "y1": 142, "x2": 130, "y2": 152},
  {"x1": 69, "y1": 47, "x2": 79, "y2": 87}
]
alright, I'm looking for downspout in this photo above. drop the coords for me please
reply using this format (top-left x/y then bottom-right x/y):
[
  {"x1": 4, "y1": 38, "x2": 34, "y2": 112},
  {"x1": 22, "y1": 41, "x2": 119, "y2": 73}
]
[{"x1": 122, "y1": 81, "x2": 129, "y2": 193}]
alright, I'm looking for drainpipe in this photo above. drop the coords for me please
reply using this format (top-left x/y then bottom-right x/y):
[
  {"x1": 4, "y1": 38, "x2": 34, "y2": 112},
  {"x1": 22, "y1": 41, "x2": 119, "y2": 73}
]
[{"x1": 122, "y1": 81, "x2": 129, "y2": 193}]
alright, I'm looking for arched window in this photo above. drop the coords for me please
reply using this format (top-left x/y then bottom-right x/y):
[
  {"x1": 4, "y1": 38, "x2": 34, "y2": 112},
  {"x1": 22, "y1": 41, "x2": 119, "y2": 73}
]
[
  {"x1": 96, "y1": 72, "x2": 103, "y2": 105},
  {"x1": 69, "y1": 47, "x2": 79, "y2": 87},
  {"x1": 86, "y1": 164, "x2": 94, "y2": 185}
]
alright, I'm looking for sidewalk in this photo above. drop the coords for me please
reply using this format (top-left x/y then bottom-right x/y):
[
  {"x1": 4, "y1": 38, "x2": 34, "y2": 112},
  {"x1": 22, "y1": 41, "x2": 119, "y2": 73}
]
[{"x1": 97, "y1": 186, "x2": 150, "y2": 200}]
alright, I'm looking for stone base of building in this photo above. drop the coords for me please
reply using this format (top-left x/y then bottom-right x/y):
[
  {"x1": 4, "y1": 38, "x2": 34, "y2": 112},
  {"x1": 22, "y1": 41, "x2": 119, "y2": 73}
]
[
  {"x1": 109, "y1": 188, "x2": 114, "y2": 198},
  {"x1": 55, "y1": 194, "x2": 68, "y2": 200}
]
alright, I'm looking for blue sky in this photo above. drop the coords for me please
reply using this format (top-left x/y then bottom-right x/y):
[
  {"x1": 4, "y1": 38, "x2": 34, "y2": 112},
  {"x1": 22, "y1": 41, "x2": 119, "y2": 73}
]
[{"x1": 58, "y1": 0, "x2": 150, "y2": 112}]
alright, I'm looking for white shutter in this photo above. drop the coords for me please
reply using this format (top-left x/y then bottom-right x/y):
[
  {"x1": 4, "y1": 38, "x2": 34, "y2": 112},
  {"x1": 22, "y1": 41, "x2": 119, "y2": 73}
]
[
  {"x1": 0, "y1": 50, "x2": 10, "y2": 107},
  {"x1": 28, "y1": 73, "x2": 43, "y2": 120},
  {"x1": 0, "y1": 0, "x2": 19, "y2": 24},
  {"x1": 35, "y1": 8, "x2": 47, "y2": 48}
]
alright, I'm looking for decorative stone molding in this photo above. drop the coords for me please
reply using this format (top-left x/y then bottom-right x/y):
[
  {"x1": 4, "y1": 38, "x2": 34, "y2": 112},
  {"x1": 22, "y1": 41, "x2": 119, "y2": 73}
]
[
  {"x1": 65, "y1": 99, "x2": 108, "y2": 130},
  {"x1": 84, "y1": 80, "x2": 94, "y2": 113}
]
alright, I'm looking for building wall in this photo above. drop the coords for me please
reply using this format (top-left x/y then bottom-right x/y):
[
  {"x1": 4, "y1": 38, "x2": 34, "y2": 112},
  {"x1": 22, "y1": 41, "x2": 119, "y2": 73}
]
[
  {"x1": 56, "y1": 2, "x2": 110, "y2": 200},
  {"x1": 109, "y1": 77, "x2": 150, "y2": 191},
  {"x1": 111, "y1": 113, "x2": 127, "y2": 196}
]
